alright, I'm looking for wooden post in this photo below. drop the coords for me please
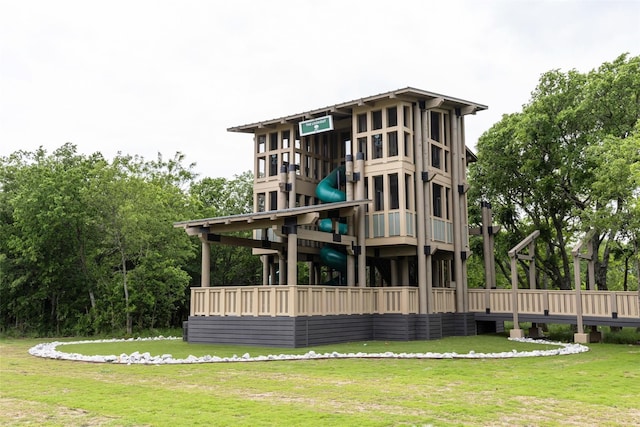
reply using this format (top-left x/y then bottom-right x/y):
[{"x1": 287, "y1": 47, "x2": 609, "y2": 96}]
[
  {"x1": 451, "y1": 111, "x2": 465, "y2": 313},
  {"x1": 308, "y1": 261, "x2": 314, "y2": 285},
  {"x1": 509, "y1": 254, "x2": 523, "y2": 338},
  {"x1": 287, "y1": 225, "x2": 298, "y2": 316},
  {"x1": 390, "y1": 259, "x2": 398, "y2": 286},
  {"x1": 262, "y1": 255, "x2": 269, "y2": 285},
  {"x1": 278, "y1": 252, "x2": 286, "y2": 285},
  {"x1": 288, "y1": 164, "x2": 297, "y2": 208},
  {"x1": 200, "y1": 237, "x2": 210, "y2": 288},
  {"x1": 508, "y1": 230, "x2": 539, "y2": 338},
  {"x1": 571, "y1": 231, "x2": 594, "y2": 343},
  {"x1": 481, "y1": 202, "x2": 494, "y2": 288},
  {"x1": 414, "y1": 104, "x2": 428, "y2": 314},
  {"x1": 279, "y1": 164, "x2": 288, "y2": 209},
  {"x1": 573, "y1": 252, "x2": 587, "y2": 342},
  {"x1": 401, "y1": 257, "x2": 409, "y2": 286},
  {"x1": 346, "y1": 152, "x2": 356, "y2": 286},
  {"x1": 356, "y1": 152, "x2": 367, "y2": 287}
]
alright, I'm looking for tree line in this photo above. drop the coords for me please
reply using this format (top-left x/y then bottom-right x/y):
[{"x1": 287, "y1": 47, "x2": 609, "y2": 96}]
[
  {"x1": 468, "y1": 53, "x2": 640, "y2": 292},
  {"x1": 0, "y1": 146, "x2": 260, "y2": 336}
]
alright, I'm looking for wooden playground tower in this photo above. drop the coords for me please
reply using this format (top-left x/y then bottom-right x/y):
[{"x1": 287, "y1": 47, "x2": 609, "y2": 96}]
[{"x1": 175, "y1": 87, "x2": 639, "y2": 347}]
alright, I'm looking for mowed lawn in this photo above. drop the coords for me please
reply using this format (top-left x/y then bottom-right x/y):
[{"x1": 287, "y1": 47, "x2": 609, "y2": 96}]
[{"x1": 1, "y1": 335, "x2": 639, "y2": 426}]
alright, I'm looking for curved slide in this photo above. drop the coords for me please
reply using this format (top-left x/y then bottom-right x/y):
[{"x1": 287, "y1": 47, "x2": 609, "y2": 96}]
[{"x1": 315, "y1": 166, "x2": 347, "y2": 274}]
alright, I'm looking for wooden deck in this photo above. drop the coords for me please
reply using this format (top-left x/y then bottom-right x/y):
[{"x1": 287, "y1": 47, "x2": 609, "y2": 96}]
[
  {"x1": 190, "y1": 286, "x2": 639, "y2": 322},
  {"x1": 186, "y1": 286, "x2": 638, "y2": 346}
]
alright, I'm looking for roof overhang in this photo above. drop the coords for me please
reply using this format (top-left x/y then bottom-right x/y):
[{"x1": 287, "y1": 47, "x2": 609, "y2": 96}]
[
  {"x1": 227, "y1": 87, "x2": 488, "y2": 134},
  {"x1": 174, "y1": 200, "x2": 369, "y2": 235}
]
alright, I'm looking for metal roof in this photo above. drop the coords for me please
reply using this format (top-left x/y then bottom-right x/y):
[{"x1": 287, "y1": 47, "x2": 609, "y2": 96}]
[{"x1": 227, "y1": 87, "x2": 488, "y2": 134}]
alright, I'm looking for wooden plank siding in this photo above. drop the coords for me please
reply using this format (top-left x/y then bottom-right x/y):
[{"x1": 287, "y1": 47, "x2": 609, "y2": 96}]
[{"x1": 185, "y1": 313, "x2": 478, "y2": 347}]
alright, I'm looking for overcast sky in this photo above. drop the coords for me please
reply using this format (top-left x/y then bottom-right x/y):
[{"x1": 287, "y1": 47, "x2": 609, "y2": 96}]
[{"x1": 1, "y1": 0, "x2": 638, "y2": 179}]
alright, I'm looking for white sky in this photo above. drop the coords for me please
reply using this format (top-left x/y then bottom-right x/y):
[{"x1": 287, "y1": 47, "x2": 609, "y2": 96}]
[{"x1": 1, "y1": 0, "x2": 638, "y2": 179}]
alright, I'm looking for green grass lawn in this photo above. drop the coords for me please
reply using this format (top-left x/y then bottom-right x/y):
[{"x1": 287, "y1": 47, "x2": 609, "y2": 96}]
[{"x1": 2, "y1": 335, "x2": 639, "y2": 426}]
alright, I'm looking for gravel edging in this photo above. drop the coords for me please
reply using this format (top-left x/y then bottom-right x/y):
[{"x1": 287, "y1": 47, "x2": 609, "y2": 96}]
[{"x1": 28, "y1": 336, "x2": 589, "y2": 365}]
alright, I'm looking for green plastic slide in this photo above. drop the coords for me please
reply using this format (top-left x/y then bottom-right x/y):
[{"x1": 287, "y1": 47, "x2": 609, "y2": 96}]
[{"x1": 315, "y1": 166, "x2": 347, "y2": 274}]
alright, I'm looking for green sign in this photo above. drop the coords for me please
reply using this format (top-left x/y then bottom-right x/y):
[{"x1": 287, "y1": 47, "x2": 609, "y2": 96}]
[{"x1": 298, "y1": 116, "x2": 334, "y2": 136}]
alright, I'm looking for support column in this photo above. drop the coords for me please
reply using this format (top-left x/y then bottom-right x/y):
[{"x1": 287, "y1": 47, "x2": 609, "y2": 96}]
[
  {"x1": 287, "y1": 229, "x2": 298, "y2": 286},
  {"x1": 262, "y1": 255, "x2": 269, "y2": 285},
  {"x1": 355, "y1": 152, "x2": 367, "y2": 287},
  {"x1": 200, "y1": 237, "x2": 210, "y2": 288},
  {"x1": 481, "y1": 202, "x2": 493, "y2": 313},
  {"x1": 307, "y1": 261, "x2": 315, "y2": 285},
  {"x1": 270, "y1": 262, "x2": 278, "y2": 286},
  {"x1": 279, "y1": 164, "x2": 288, "y2": 209},
  {"x1": 287, "y1": 225, "x2": 298, "y2": 316},
  {"x1": 451, "y1": 112, "x2": 466, "y2": 313},
  {"x1": 278, "y1": 252, "x2": 286, "y2": 285},
  {"x1": 422, "y1": 109, "x2": 434, "y2": 313},
  {"x1": 401, "y1": 257, "x2": 410, "y2": 286},
  {"x1": 288, "y1": 164, "x2": 297, "y2": 208},
  {"x1": 390, "y1": 259, "x2": 398, "y2": 286},
  {"x1": 414, "y1": 104, "x2": 429, "y2": 314},
  {"x1": 346, "y1": 153, "x2": 356, "y2": 286},
  {"x1": 510, "y1": 254, "x2": 524, "y2": 338},
  {"x1": 587, "y1": 241, "x2": 596, "y2": 290},
  {"x1": 573, "y1": 251, "x2": 588, "y2": 343}
]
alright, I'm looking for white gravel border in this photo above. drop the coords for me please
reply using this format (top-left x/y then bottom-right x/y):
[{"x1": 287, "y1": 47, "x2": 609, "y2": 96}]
[{"x1": 28, "y1": 336, "x2": 589, "y2": 365}]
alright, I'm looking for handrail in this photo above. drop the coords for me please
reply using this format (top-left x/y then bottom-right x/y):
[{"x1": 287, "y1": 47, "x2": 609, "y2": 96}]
[
  {"x1": 508, "y1": 230, "x2": 539, "y2": 338},
  {"x1": 468, "y1": 289, "x2": 639, "y2": 319},
  {"x1": 508, "y1": 230, "x2": 540, "y2": 258},
  {"x1": 191, "y1": 286, "x2": 639, "y2": 321},
  {"x1": 572, "y1": 229, "x2": 596, "y2": 337}
]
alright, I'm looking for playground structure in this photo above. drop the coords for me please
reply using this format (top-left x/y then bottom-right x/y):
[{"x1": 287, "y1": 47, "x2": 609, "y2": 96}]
[{"x1": 175, "y1": 87, "x2": 639, "y2": 347}]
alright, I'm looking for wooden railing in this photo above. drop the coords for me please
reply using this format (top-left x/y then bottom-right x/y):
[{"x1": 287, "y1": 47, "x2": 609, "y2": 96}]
[
  {"x1": 191, "y1": 286, "x2": 421, "y2": 317},
  {"x1": 468, "y1": 289, "x2": 639, "y2": 319},
  {"x1": 192, "y1": 286, "x2": 638, "y2": 319},
  {"x1": 432, "y1": 288, "x2": 456, "y2": 313}
]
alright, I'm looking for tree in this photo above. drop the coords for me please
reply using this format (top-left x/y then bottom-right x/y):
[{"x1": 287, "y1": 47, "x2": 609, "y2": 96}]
[
  {"x1": 0, "y1": 145, "x2": 199, "y2": 335},
  {"x1": 0, "y1": 144, "x2": 109, "y2": 334},
  {"x1": 469, "y1": 54, "x2": 640, "y2": 291},
  {"x1": 90, "y1": 153, "x2": 196, "y2": 334},
  {"x1": 187, "y1": 171, "x2": 261, "y2": 287}
]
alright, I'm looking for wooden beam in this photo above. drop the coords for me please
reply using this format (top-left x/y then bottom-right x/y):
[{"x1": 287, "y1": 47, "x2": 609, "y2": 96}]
[
  {"x1": 459, "y1": 105, "x2": 477, "y2": 116},
  {"x1": 295, "y1": 228, "x2": 357, "y2": 246},
  {"x1": 469, "y1": 227, "x2": 482, "y2": 236},
  {"x1": 329, "y1": 106, "x2": 351, "y2": 116},
  {"x1": 286, "y1": 212, "x2": 320, "y2": 225},
  {"x1": 205, "y1": 233, "x2": 285, "y2": 251},
  {"x1": 185, "y1": 226, "x2": 207, "y2": 236},
  {"x1": 423, "y1": 97, "x2": 444, "y2": 109},
  {"x1": 325, "y1": 206, "x2": 358, "y2": 218}
]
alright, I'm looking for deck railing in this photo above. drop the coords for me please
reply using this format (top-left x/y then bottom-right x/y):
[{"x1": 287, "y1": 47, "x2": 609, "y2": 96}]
[
  {"x1": 468, "y1": 289, "x2": 639, "y2": 319},
  {"x1": 191, "y1": 286, "x2": 639, "y2": 319},
  {"x1": 191, "y1": 286, "x2": 421, "y2": 317}
]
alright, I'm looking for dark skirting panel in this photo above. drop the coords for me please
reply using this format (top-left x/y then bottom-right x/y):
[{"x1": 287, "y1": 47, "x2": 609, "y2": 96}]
[{"x1": 185, "y1": 313, "x2": 480, "y2": 348}]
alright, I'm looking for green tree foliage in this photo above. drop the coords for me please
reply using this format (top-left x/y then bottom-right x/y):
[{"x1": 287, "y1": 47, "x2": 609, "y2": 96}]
[
  {"x1": 469, "y1": 54, "x2": 639, "y2": 290},
  {"x1": 0, "y1": 144, "x2": 258, "y2": 335},
  {"x1": 187, "y1": 171, "x2": 261, "y2": 286}
]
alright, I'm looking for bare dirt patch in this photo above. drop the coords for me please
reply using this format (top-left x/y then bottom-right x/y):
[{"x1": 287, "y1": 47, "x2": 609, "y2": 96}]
[{"x1": 0, "y1": 397, "x2": 122, "y2": 426}]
